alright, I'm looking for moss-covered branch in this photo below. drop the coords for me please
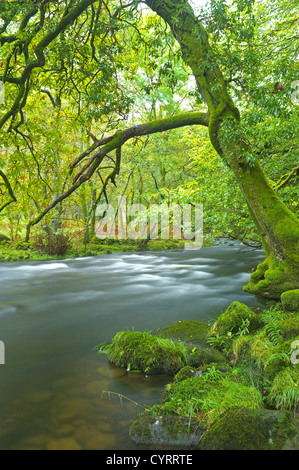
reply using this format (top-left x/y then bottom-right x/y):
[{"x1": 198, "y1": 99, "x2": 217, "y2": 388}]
[
  {"x1": 274, "y1": 166, "x2": 299, "y2": 191},
  {"x1": 70, "y1": 110, "x2": 209, "y2": 177}
]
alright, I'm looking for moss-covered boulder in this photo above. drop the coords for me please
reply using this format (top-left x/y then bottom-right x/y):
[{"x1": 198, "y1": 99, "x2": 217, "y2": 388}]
[
  {"x1": 107, "y1": 330, "x2": 226, "y2": 375},
  {"x1": 268, "y1": 366, "x2": 299, "y2": 411},
  {"x1": 158, "y1": 375, "x2": 263, "y2": 428},
  {"x1": 188, "y1": 345, "x2": 226, "y2": 367},
  {"x1": 129, "y1": 415, "x2": 203, "y2": 446},
  {"x1": 233, "y1": 330, "x2": 299, "y2": 381},
  {"x1": 281, "y1": 290, "x2": 299, "y2": 312},
  {"x1": 107, "y1": 331, "x2": 191, "y2": 375},
  {"x1": 200, "y1": 408, "x2": 299, "y2": 450},
  {"x1": 212, "y1": 301, "x2": 263, "y2": 336},
  {"x1": 276, "y1": 314, "x2": 299, "y2": 340},
  {"x1": 154, "y1": 320, "x2": 210, "y2": 346}
]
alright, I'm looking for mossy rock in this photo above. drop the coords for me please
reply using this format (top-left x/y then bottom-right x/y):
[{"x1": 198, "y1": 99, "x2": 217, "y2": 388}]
[
  {"x1": 281, "y1": 290, "x2": 299, "y2": 312},
  {"x1": 244, "y1": 255, "x2": 299, "y2": 301},
  {"x1": 159, "y1": 375, "x2": 263, "y2": 428},
  {"x1": 154, "y1": 320, "x2": 210, "y2": 347},
  {"x1": 276, "y1": 314, "x2": 299, "y2": 340},
  {"x1": 173, "y1": 366, "x2": 196, "y2": 383},
  {"x1": 233, "y1": 331, "x2": 298, "y2": 380},
  {"x1": 212, "y1": 301, "x2": 263, "y2": 336},
  {"x1": 188, "y1": 345, "x2": 226, "y2": 367},
  {"x1": 107, "y1": 331, "x2": 191, "y2": 375},
  {"x1": 107, "y1": 329, "x2": 225, "y2": 376},
  {"x1": 200, "y1": 408, "x2": 299, "y2": 450},
  {"x1": 129, "y1": 415, "x2": 203, "y2": 446},
  {"x1": 263, "y1": 339, "x2": 299, "y2": 380},
  {"x1": 267, "y1": 366, "x2": 299, "y2": 410}
]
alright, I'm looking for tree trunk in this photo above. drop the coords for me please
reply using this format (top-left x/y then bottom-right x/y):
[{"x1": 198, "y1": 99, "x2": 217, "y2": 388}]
[{"x1": 145, "y1": 0, "x2": 299, "y2": 300}]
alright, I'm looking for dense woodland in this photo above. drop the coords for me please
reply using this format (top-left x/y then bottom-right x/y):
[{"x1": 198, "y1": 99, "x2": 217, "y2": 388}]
[{"x1": 0, "y1": 0, "x2": 298, "y2": 300}]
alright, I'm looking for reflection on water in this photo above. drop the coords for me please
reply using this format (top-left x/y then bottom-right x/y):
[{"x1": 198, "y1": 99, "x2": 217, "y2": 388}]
[{"x1": 0, "y1": 246, "x2": 265, "y2": 449}]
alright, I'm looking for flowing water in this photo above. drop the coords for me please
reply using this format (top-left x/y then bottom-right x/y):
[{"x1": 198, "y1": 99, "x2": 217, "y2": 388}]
[{"x1": 0, "y1": 244, "x2": 265, "y2": 450}]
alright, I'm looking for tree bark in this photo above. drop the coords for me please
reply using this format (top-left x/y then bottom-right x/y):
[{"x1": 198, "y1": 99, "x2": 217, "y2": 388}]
[{"x1": 145, "y1": 0, "x2": 299, "y2": 300}]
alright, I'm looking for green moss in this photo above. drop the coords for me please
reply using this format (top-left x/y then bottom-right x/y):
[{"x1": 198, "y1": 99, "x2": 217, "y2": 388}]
[
  {"x1": 281, "y1": 290, "x2": 299, "y2": 312},
  {"x1": 107, "y1": 331, "x2": 191, "y2": 375},
  {"x1": 230, "y1": 155, "x2": 299, "y2": 301},
  {"x1": 154, "y1": 320, "x2": 210, "y2": 346},
  {"x1": 263, "y1": 338, "x2": 298, "y2": 380},
  {"x1": 107, "y1": 330, "x2": 226, "y2": 375},
  {"x1": 211, "y1": 301, "x2": 263, "y2": 336},
  {"x1": 244, "y1": 253, "x2": 299, "y2": 301},
  {"x1": 276, "y1": 313, "x2": 299, "y2": 339},
  {"x1": 157, "y1": 375, "x2": 262, "y2": 428},
  {"x1": 268, "y1": 366, "x2": 299, "y2": 411},
  {"x1": 233, "y1": 330, "x2": 297, "y2": 381},
  {"x1": 188, "y1": 346, "x2": 226, "y2": 367},
  {"x1": 200, "y1": 408, "x2": 299, "y2": 450},
  {"x1": 173, "y1": 366, "x2": 196, "y2": 383},
  {"x1": 232, "y1": 332, "x2": 267, "y2": 364}
]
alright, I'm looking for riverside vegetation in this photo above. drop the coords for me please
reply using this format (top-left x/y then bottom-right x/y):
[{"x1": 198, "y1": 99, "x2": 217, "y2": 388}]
[
  {"x1": 96, "y1": 299, "x2": 299, "y2": 450},
  {"x1": 0, "y1": 233, "x2": 185, "y2": 262}
]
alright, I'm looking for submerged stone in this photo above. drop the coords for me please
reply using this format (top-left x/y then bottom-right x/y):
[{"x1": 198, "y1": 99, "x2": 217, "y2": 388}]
[
  {"x1": 129, "y1": 415, "x2": 203, "y2": 446},
  {"x1": 200, "y1": 408, "x2": 299, "y2": 450},
  {"x1": 46, "y1": 437, "x2": 83, "y2": 450}
]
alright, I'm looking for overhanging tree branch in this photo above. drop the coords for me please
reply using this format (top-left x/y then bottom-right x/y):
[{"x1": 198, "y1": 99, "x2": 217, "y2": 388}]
[
  {"x1": 25, "y1": 110, "x2": 209, "y2": 240},
  {"x1": 274, "y1": 166, "x2": 299, "y2": 191},
  {"x1": 70, "y1": 110, "x2": 209, "y2": 178}
]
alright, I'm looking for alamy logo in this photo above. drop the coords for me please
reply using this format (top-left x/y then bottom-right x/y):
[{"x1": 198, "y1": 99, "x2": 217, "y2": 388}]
[
  {"x1": 0, "y1": 341, "x2": 5, "y2": 365},
  {"x1": 95, "y1": 197, "x2": 203, "y2": 250}
]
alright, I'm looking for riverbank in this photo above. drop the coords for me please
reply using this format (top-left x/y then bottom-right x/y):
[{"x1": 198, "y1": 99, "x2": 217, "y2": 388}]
[
  {"x1": 0, "y1": 231, "x2": 262, "y2": 263},
  {"x1": 98, "y1": 299, "x2": 299, "y2": 450},
  {"x1": 0, "y1": 238, "x2": 186, "y2": 262}
]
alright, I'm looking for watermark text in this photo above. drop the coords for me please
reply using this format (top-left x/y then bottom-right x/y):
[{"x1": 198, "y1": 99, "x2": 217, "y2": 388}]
[{"x1": 95, "y1": 197, "x2": 203, "y2": 250}]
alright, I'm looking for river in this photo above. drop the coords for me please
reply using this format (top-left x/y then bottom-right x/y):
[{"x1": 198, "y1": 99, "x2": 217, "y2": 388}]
[{"x1": 0, "y1": 244, "x2": 265, "y2": 450}]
